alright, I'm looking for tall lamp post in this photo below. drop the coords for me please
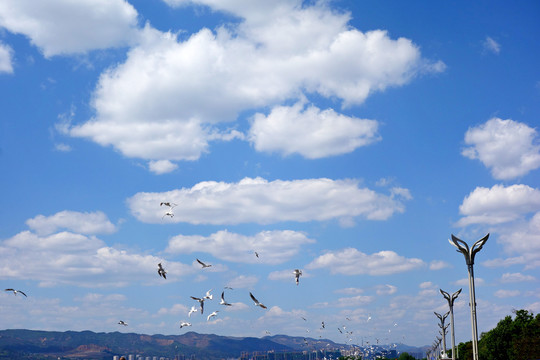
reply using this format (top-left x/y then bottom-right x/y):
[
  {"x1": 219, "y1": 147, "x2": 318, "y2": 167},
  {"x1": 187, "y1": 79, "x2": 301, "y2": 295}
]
[
  {"x1": 440, "y1": 288, "x2": 461, "y2": 360},
  {"x1": 434, "y1": 311, "x2": 450, "y2": 356},
  {"x1": 439, "y1": 324, "x2": 450, "y2": 358},
  {"x1": 449, "y1": 234, "x2": 489, "y2": 360}
]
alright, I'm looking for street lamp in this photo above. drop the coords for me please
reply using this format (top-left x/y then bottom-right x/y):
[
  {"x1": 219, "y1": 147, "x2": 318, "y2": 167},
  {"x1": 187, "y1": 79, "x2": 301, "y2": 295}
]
[
  {"x1": 440, "y1": 288, "x2": 461, "y2": 360},
  {"x1": 434, "y1": 311, "x2": 449, "y2": 356},
  {"x1": 449, "y1": 233, "x2": 489, "y2": 360}
]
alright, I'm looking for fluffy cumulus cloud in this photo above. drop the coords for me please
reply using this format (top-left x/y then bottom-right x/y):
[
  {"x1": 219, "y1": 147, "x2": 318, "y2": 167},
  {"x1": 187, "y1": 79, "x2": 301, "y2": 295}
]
[
  {"x1": 0, "y1": 42, "x2": 13, "y2": 73},
  {"x1": 128, "y1": 177, "x2": 411, "y2": 225},
  {"x1": 64, "y1": 0, "x2": 443, "y2": 170},
  {"x1": 25, "y1": 210, "x2": 117, "y2": 236},
  {"x1": 148, "y1": 160, "x2": 179, "y2": 175},
  {"x1": 457, "y1": 184, "x2": 540, "y2": 226},
  {"x1": 306, "y1": 247, "x2": 424, "y2": 276},
  {"x1": 248, "y1": 101, "x2": 380, "y2": 158},
  {"x1": 457, "y1": 184, "x2": 540, "y2": 268},
  {"x1": 462, "y1": 118, "x2": 540, "y2": 180},
  {"x1": 0, "y1": 0, "x2": 140, "y2": 57},
  {"x1": 167, "y1": 229, "x2": 315, "y2": 265},
  {"x1": 0, "y1": 212, "x2": 192, "y2": 287}
]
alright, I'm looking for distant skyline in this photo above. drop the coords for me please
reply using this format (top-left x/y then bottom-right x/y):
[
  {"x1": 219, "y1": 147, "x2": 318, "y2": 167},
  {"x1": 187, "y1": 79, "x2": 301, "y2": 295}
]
[{"x1": 1, "y1": 0, "x2": 539, "y2": 348}]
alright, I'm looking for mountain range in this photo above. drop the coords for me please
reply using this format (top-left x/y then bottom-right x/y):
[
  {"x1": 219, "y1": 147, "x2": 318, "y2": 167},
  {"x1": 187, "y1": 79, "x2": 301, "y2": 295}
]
[{"x1": 0, "y1": 329, "x2": 427, "y2": 359}]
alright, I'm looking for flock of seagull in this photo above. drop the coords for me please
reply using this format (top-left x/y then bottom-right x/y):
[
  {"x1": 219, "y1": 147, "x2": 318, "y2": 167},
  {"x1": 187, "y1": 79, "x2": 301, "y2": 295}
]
[{"x1": 4, "y1": 201, "x2": 400, "y2": 357}]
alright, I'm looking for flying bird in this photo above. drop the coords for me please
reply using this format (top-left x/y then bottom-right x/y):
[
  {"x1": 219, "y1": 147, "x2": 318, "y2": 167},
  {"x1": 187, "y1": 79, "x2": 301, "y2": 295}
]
[
  {"x1": 249, "y1": 292, "x2": 267, "y2": 309},
  {"x1": 196, "y1": 259, "x2": 212, "y2": 268},
  {"x1": 4, "y1": 289, "x2": 27, "y2": 297},
  {"x1": 118, "y1": 320, "x2": 128, "y2": 326},
  {"x1": 190, "y1": 296, "x2": 205, "y2": 314},
  {"x1": 207, "y1": 310, "x2": 219, "y2": 321},
  {"x1": 204, "y1": 289, "x2": 213, "y2": 300},
  {"x1": 157, "y1": 263, "x2": 167, "y2": 279},
  {"x1": 321, "y1": 321, "x2": 325, "y2": 329},
  {"x1": 220, "y1": 291, "x2": 232, "y2": 306},
  {"x1": 293, "y1": 269, "x2": 302, "y2": 285},
  {"x1": 162, "y1": 211, "x2": 174, "y2": 219},
  {"x1": 254, "y1": 251, "x2": 259, "y2": 258},
  {"x1": 179, "y1": 321, "x2": 191, "y2": 328},
  {"x1": 160, "y1": 202, "x2": 177, "y2": 208},
  {"x1": 188, "y1": 306, "x2": 198, "y2": 317}
]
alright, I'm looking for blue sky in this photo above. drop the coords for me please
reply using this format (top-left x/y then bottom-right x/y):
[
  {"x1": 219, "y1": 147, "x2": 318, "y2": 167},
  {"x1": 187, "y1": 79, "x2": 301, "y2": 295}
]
[{"x1": 1, "y1": 0, "x2": 539, "y2": 349}]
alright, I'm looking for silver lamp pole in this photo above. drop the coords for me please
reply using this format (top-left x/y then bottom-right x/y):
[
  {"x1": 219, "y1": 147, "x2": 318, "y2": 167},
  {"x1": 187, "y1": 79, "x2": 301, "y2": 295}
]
[
  {"x1": 435, "y1": 311, "x2": 450, "y2": 356},
  {"x1": 440, "y1": 288, "x2": 462, "y2": 360},
  {"x1": 449, "y1": 234, "x2": 489, "y2": 360}
]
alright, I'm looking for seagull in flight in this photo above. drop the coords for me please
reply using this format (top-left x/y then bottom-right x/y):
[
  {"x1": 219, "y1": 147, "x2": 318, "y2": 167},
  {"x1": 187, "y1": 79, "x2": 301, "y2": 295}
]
[
  {"x1": 118, "y1": 320, "x2": 128, "y2": 326},
  {"x1": 4, "y1": 289, "x2": 27, "y2": 297},
  {"x1": 204, "y1": 289, "x2": 213, "y2": 300},
  {"x1": 188, "y1": 306, "x2": 198, "y2": 317},
  {"x1": 157, "y1": 263, "x2": 167, "y2": 279},
  {"x1": 220, "y1": 291, "x2": 232, "y2": 306},
  {"x1": 162, "y1": 211, "x2": 174, "y2": 219},
  {"x1": 249, "y1": 292, "x2": 267, "y2": 309},
  {"x1": 160, "y1": 202, "x2": 177, "y2": 208},
  {"x1": 196, "y1": 259, "x2": 212, "y2": 268},
  {"x1": 190, "y1": 296, "x2": 205, "y2": 314},
  {"x1": 179, "y1": 321, "x2": 191, "y2": 328},
  {"x1": 207, "y1": 310, "x2": 219, "y2": 321},
  {"x1": 293, "y1": 269, "x2": 302, "y2": 285}
]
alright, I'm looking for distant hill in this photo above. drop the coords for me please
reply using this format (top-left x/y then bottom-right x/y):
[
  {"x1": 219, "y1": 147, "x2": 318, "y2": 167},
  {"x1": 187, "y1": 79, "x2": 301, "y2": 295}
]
[
  {"x1": 0, "y1": 329, "x2": 428, "y2": 359},
  {"x1": 0, "y1": 329, "x2": 335, "y2": 359}
]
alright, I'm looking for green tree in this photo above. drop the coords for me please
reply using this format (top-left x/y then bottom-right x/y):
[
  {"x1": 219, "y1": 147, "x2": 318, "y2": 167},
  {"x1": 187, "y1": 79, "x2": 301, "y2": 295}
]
[
  {"x1": 457, "y1": 340, "x2": 472, "y2": 360},
  {"x1": 478, "y1": 309, "x2": 540, "y2": 360},
  {"x1": 397, "y1": 352, "x2": 416, "y2": 360}
]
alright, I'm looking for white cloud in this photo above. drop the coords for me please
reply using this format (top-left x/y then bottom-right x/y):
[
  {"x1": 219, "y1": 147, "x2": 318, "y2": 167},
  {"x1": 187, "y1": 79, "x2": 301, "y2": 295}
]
[
  {"x1": 54, "y1": 143, "x2": 72, "y2": 152},
  {"x1": 429, "y1": 260, "x2": 451, "y2": 270},
  {"x1": 65, "y1": 1, "x2": 443, "y2": 168},
  {"x1": 226, "y1": 275, "x2": 259, "y2": 289},
  {"x1": 0, "y1": 216, "x2": 193, "y2": 287},
  {"x1": 494, "y1": 289, "x2": 520, "y2": 298},
  {"x1": 167, "y1": 229, "x2": 315, "y2": 265},
  {"x1": 501, "y1": 212, "x2": 540, "y2": 254},
  {"x1": 248, "y1": 101, "x2": 380, "y2": 158},
  {"x1": 453, "y1": 277, "x2": 485, "y2": 286},
  {"x1": 128, "y1": 177, "x2": 411, "y2": 225},
  {"x1": 148, "y1": 160, "x2": 178, "y2": 174},
  {"x1": 335, "y1": 287, "x2": 364, "y2": 295},
  {"x1": 0, "y1": 42, "x2": 14, "y2": 73},
  {"x1": 0, "y1": 0, "x2": 140, "y2": 57},
  {"x1": 306, "y1": 248, "x2": 424, "y2": 276},
  {"x1": 500, "y1": 272, "x2": 536, "y2": 283},
  {"x1": 483, "y1": 36, "x2": 501, "y2": 54},
  {"x1": 26, "y1": 210, "x2": 117, "y2": 236},
  {"x1": 375, "y1": 284, "x2": 397, "y2": 295},
  {"x1": 462, "y1": 118, "x2": 540, "y2": 180},
  {"x1": 157, "y1": 303, "x2": 189, "y2": 316},
  {"x1": 335, "y1": 295, "x2": 374, "y2": 308},
  {"x1": 457, "y1": 184, "x2": 540, "y2": 269},
  {"x1": 268, "y1": 269, "x2": 307, "y2": 284},
  {"x1": 457, "y1": 184, "x2": 540, "y2": 226}
]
